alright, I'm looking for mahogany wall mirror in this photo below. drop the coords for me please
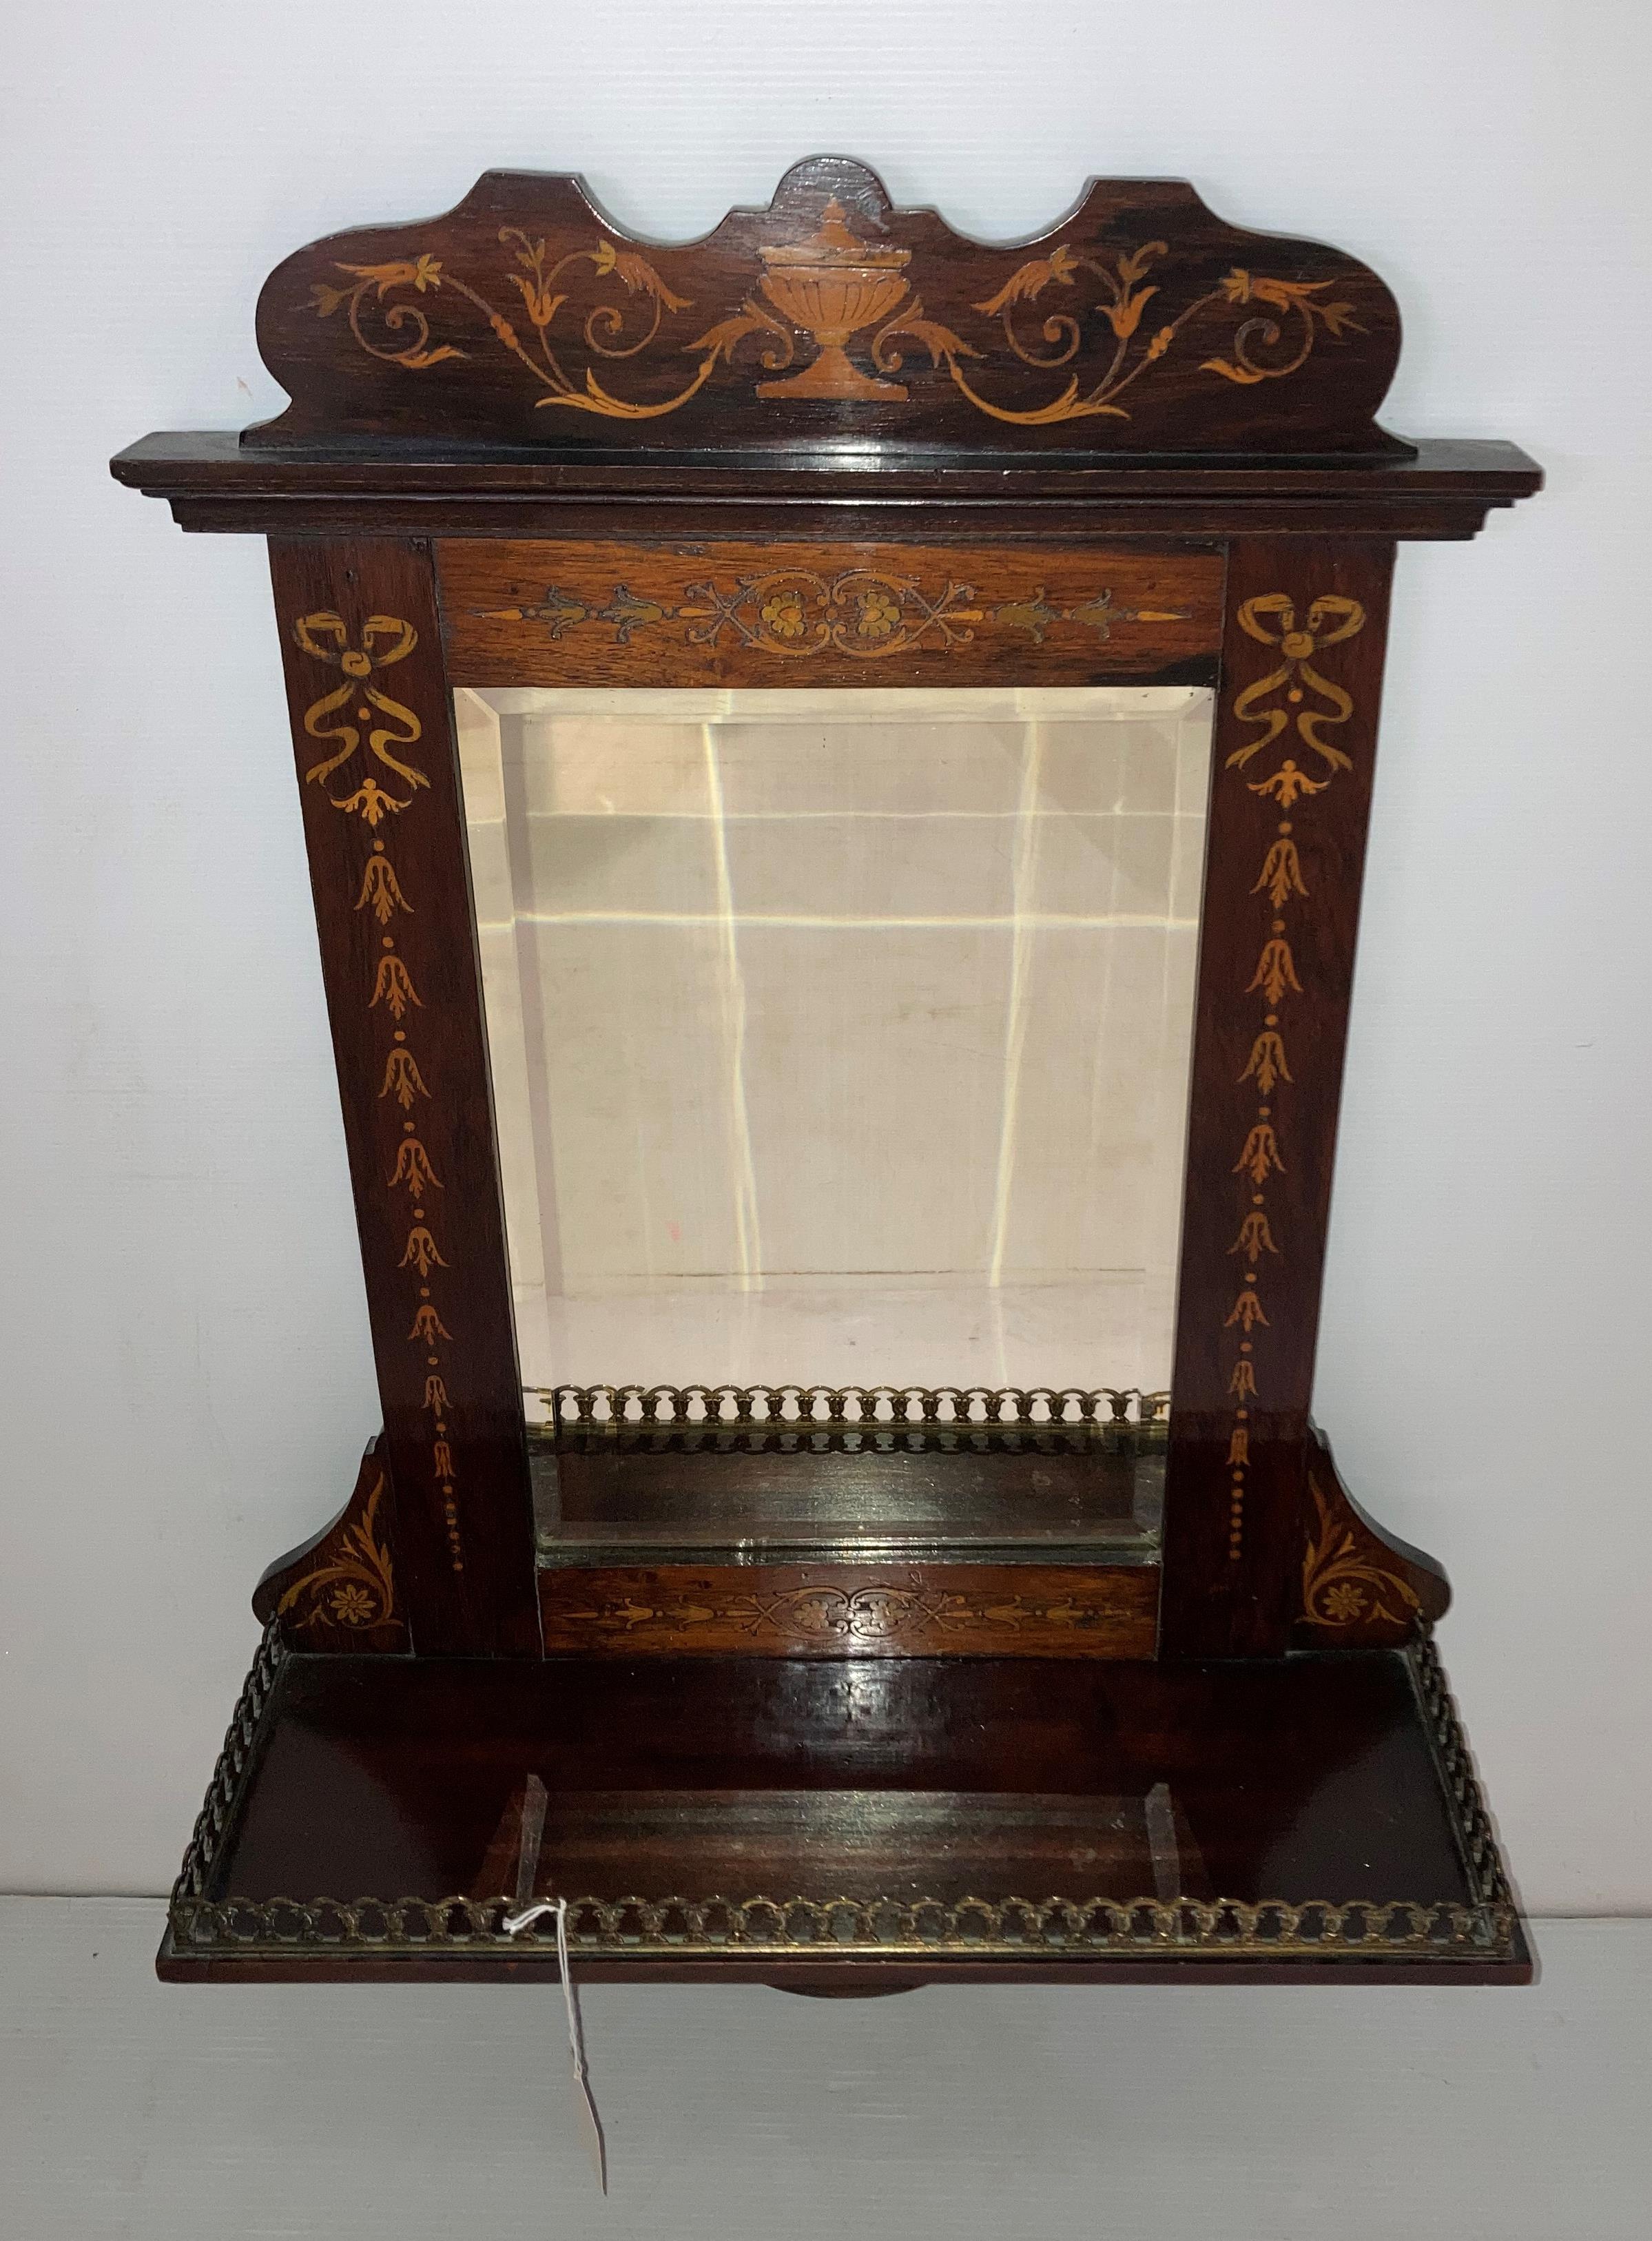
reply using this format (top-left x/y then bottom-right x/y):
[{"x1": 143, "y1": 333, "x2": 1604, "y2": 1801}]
[{"x1": 114, "y1": 156, "x2": 1541, "y2": 1989}]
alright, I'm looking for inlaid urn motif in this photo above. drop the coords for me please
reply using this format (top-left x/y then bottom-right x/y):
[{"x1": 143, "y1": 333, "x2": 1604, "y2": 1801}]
[{"x1": 756, "y1": 199, "x2": 913, "y2": 400}]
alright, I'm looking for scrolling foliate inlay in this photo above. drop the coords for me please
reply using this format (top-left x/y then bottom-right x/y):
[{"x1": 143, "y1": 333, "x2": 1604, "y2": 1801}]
[
  {"x1": 1301, "y1": 1476, "x2": 1423, "y2": 1630},
  {"x1": 1221, "y1": 592, "x2": 1366, "y2": 1566},
  {"x1": 923, "y1": 242, "x2": 1359, "y2": 426},
  {"x1": 538, "y1": 1562, "x2": 1159, "y2": 1657},
  {"x1": 312, "y1": 234, "x2": 714, "y2": 422},
  {"x1": 308, "y1": 204, "x2": 1362, "y2": 428},
  {"x1": 291, "y1": 610, "x2": 467, "y2": 1580},
  {"x1": 276, "y1": 1475, "x2": 397, "y2": 1632},
  {"x1": 254, "y1": 161, "x2": 1405, "y2": 454},
  {"x1": 476, "y1": 570, "x2": 1190, "y2": 660},
  {"x1": 552, "y1": 1580, "x2": 1128, "y2": 1647}
]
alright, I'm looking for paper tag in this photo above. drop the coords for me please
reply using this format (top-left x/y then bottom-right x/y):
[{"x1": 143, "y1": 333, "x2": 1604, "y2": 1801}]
[{"x1": 504, "y1": 1774, "x2": 608, "y2": 2195}]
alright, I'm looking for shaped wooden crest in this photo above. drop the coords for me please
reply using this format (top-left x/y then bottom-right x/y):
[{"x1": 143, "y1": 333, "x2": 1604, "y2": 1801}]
[{"x1": 250, "y1": 155, "x2": 1407, "y2": 457}]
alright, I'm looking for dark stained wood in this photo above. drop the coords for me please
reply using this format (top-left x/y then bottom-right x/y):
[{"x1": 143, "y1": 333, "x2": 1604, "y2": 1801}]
[
  {"x1": 268, "y1": 539, "x2": 539, "y2": 1655},
  {"x1": 158, "y1": 1646, "x2": 1529, "y2": 1986},
  {"x1": 1160, "y1": 538, "x2": 1397, "y2": 1658},
  {"x1": 439, "y1": 536, "x2": 1220, "y2": 685},
  {"x1": 248, "y1": 158, "x2": 1407, "y2": 460},
  {"x1": 109, "y1": 430, "x2": 1543, "y2": 544},
  {"x1": 1292, "y1": 1423, "x2": 1450, "y2": 1648},
  {"x1": 538, "y1": 1562, "x2": 1158, "y2": 1657},
  {"x1": 253, "y1": 1436, "x2": 409, "y2": 1651},
  {"x1": 116, "y1": 161, "x2": 1542, "y2": 1992},
  {"x1": 158, "y1": 1941, "x2": 1531, "y2": 1990}
]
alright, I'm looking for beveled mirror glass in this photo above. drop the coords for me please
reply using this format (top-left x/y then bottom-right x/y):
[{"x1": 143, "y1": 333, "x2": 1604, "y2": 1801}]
[{"x1": 457, "y1": 683, "x2": 1212, "y2": 1562}]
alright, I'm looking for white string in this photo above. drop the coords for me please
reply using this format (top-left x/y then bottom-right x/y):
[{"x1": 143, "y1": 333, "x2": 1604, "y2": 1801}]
[{"x1": 504, "y1": 1893, "x2": 608, "y2": 2191}]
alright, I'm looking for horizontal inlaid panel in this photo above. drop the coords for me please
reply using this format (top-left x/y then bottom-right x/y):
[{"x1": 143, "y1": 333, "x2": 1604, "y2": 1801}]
[
  {"x1": 437, "y1": 539, "x2": 1222, "y2": 687},
  {"x1": 537, "y1": 1562, "x2": 1158, "y2": 1657}
]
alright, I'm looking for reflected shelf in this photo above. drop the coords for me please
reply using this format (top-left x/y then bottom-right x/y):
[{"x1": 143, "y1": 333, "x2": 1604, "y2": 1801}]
[{"x1": 528, "y1": 1379, "x2": 1166, "y2": 1566}]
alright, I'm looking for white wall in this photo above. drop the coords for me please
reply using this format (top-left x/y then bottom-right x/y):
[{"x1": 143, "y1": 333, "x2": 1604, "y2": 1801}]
[{"x1": 2, "y1": 0, "x2": 1646, "y2": 1908}]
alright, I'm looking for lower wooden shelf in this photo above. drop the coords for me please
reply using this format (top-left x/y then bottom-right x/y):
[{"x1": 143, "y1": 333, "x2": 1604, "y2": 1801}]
[{"x1": 160, "y1": 1629, "x2": 1527, "y2": 1988}]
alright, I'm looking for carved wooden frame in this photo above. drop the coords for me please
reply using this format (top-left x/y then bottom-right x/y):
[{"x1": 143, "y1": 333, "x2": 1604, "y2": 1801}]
[{"x1": 114, "y1": 158, "x2": 1540, "y2": 1666}]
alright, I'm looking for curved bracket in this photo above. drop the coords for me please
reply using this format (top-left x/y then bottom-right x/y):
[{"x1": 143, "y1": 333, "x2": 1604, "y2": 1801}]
[
  {"x1": 253, "y1": 1436, "x2": 411, "y2": 1653},
  {"x1": 1292, "y1": 1423, "x2": 1449, "y2": 1647}
]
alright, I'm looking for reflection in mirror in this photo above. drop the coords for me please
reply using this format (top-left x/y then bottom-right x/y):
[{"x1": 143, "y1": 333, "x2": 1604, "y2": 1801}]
[{"x1": 457, "y1": 685, "x2": 1212, "y2": 1560}]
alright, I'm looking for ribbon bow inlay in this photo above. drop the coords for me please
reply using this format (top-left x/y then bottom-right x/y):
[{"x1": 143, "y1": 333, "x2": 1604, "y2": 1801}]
[
  {"x1": 1227, "y1": 593, "x2": 1367, "y2": 774},
  {"x1": 293, "y1": 611, "x2": 428, "y2": 825}
]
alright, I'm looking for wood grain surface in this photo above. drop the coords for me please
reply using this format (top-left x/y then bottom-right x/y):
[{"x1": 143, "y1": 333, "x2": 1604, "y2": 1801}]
[
  {"x1": 267, "y1": 538, "x2": 540, "y2": 1655},
  {"x1": 108, "y1": 165, "x2": 1541, "y2": 1689},
  {"x1": 163, "y1": 1645, "x2": 1525, "y2": 1985},
  {"x1": 438, "y1": 537, "x2": 1221, "y2": 686},
  {"x1": 247, "y1": 156, "x2": 1407, "y2": 459},
  {"x1": 110, "y1": 429, "x2": 1544, "y2": 542},
  {"x1": 252, "y1": 1436, "x2": 410, "y2": 1652},
  {"x1": 537, "y1": 1562, "x2": 1159, "y2": 1657},
  {"x1": 1160, "y1": 537, "x2": 1396, "y2": 1657}
]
